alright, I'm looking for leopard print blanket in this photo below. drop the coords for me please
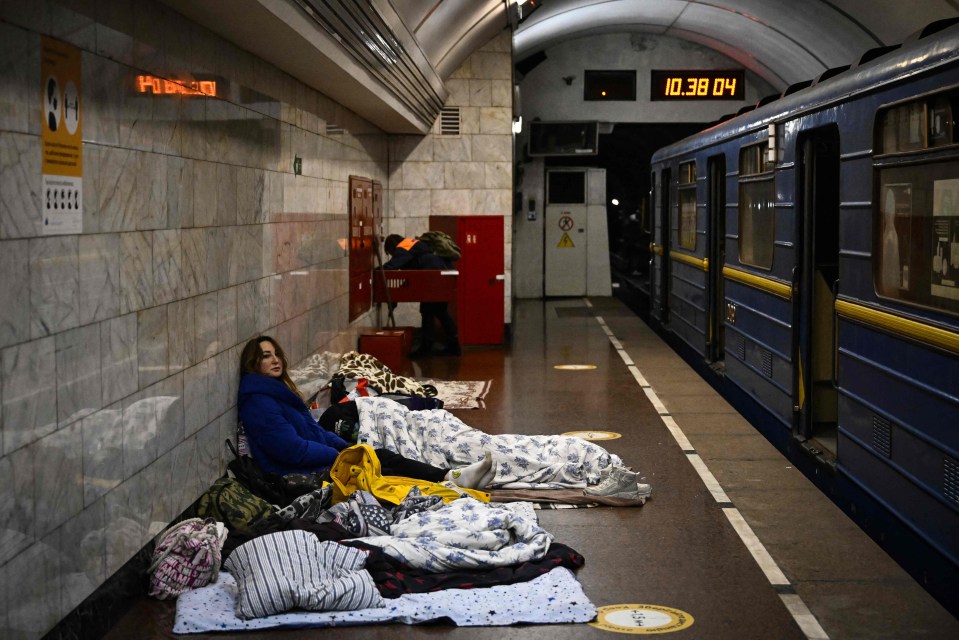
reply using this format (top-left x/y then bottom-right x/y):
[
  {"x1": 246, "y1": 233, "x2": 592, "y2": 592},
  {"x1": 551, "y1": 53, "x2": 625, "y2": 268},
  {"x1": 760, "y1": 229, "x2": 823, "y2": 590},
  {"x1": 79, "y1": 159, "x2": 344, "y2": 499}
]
[{"x1": 333, "y1": 351, "x2": 434, "y2": 397}]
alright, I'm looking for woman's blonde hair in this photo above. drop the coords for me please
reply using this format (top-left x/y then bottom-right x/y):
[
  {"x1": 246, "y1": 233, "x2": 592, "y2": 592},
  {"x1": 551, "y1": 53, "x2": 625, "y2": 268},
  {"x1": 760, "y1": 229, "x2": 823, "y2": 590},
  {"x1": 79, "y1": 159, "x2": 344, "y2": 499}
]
[{"x1": 239, "y1": 336, "x2": 304, "y2": 399}]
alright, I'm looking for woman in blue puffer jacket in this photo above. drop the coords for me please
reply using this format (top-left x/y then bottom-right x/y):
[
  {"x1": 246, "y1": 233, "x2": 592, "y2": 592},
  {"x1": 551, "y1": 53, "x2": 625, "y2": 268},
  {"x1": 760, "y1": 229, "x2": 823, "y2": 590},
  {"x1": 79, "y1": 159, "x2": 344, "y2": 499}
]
[{"x1": 237, "y1": 336, "x2": 493, "y2": 486}]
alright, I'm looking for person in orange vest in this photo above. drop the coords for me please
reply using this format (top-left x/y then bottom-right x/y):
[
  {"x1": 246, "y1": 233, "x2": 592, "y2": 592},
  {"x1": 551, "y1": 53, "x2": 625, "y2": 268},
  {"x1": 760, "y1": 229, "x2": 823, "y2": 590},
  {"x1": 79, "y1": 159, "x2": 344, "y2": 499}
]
[{"x1": 383, "y1": 234, "x2": 461, "y2": 357}]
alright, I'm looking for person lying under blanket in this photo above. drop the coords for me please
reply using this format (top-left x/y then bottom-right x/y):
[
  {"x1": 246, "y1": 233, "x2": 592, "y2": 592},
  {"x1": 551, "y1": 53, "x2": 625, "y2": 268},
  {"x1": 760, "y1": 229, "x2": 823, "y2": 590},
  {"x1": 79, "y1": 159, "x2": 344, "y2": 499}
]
[
  {"x1": 239, "y1": 336, "x2": 651, "y2": 500},
  {"x1": 239, "y1": 336, "x2": 478, "y2": 488}
]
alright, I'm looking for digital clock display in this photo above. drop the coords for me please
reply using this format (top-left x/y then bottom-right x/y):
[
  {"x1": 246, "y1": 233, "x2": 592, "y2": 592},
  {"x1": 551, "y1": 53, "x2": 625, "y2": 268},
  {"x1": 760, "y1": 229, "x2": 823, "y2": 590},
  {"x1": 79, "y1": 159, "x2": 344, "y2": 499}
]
[{"x1": 650, "y1": 70, "x2": 745, "y2": 101}]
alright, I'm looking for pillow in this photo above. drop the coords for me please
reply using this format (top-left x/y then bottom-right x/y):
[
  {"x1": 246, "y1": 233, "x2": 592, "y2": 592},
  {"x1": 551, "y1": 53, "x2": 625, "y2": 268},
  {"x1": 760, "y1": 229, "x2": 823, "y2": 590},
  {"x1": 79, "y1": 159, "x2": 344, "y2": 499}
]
[{"x1": 223, "y1": 530, "x2": 384, "y2": 619}]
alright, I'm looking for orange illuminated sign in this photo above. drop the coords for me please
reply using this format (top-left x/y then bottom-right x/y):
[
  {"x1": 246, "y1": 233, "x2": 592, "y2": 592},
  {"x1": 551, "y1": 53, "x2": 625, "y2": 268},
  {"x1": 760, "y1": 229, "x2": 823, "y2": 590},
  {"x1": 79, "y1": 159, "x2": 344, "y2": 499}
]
[
  {"x1": 136, "y1": 75, "x2": 217, "y2": 97},
  {"x1": 650, "y1": 69, "x2": 744, "y2": 101}
]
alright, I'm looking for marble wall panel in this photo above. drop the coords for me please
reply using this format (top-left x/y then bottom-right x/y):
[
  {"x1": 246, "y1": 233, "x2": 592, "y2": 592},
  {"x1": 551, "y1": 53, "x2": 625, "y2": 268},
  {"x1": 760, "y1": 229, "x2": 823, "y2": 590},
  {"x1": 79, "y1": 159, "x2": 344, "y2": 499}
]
[
  {"x1": 470, "y1": 189, "x2": 512, "y2": 216},
  {"x1": 152, "y1": 229, "x2": 181, "y2": 305},
  {"x1": 180, "y1": 227, "x2": 207, "y2": 297},
  {"x1": 99, "y1": 312, "x2": 137, "y2": 406},
  {"x1": 432, "y1": 136, "x2": 472, "y2": 162},
  {"x1": 121, "y1": 387, "x2": 155, "y2": 478},
  {"x1": 471, "y1": 51, "x2": 512, "y2": 80},
  {"x1": 55, "y1": 323, "x2": 101, "y2": 427},
  {"x1": 193, "y1": 291, "x2": 217, "y2": 360},
  {"x1": 166, "y1": 297, "x2": 195, "y2": 375},
  {"x1": 469, "y1": 79, "x2": 493, "y2": 107},
  {"x1": 30, "y1": 236, "x2": 80, "y2": 339},
  {"x1": 34, "y1": 421, "x2": 83, "y2": 537},
  {"x1": 136, "y1": 151, "x2": 167, "y2": 230},
  {"x1": 0, "y1": 444, "x2": 36, "y2": 566},
  {"x1": 97, "y1": 146, "x2": 138, "y2": 233},
  {"x1": 193, "y1": 160, "x2": 217, "y2": 228},
  {"x1": 471, "y1": 134, "x2": 512, "y2": 162},
  {"x1": 152, "y1": 373, "x2": 184, "y2": 459},
  {"x1": 430, "y1": 189, "x2": 470, "y2": 217},
  {"x1": 166, "y1": 155, "x2": 194, "y2": 229},
  {"x1": 78, "y1": 233, "x2": 120, "y2": 325},
  {"x1": 0, "y1": 131, "x2": 42, "y2": 240},
  {"x1": 136, "y1": 304, "x2": 167, "y2": 388},
  {"x1": 57, "y1": 498, "x2": 106, "y2": 617},
  {"x1": 103, "y1": 472, "x2": 151, "y2": 578},
  {"x1": 0, "y1": 239, "x2": 30, "y2": 348},
  {"x1": 216, "y1": 286, "x2": 237, "y2": 350},
  {"x1": 458, "y1": 106, "x2": 480, "y2": 135},
  {"x1": 491, "y1": 80, "x2": 512, "y2": 108},
  {"x1": 182, "y1": 358, "x2": 210, "y2": 437},
  {"x1": 235, "y1": 280, "x2": 257, "y2": 344},
  {"x1": 486, "y1": 161, "x2": 511, "y2": 189},
  {"x1": 444, "y1": 162, "x2": 486, "y2": 189},
  {"x1": 445, "y1": 78, "x2": 470, "y2": 107},
  {"x1": 2, "y1": 336, "x2": 57, "y2": 454},
  {"x1": 118, "y1": 231, "x2": 152, "y2": 314},
  {"x1": 0, "y1": 22, "x2": 38, "y2": 136},
  {"x1": 479, "y1": 107, "x2": 511, "y2": 134},
  {"x1": 2, "y1": 534, "x2": 62, "y2": 639},
  {"x1": 81, "y1": 402, "x2": 123, "y2": 505},
  {"x1": 215, "y1": 161, "x2": 237, "y2": 227}
]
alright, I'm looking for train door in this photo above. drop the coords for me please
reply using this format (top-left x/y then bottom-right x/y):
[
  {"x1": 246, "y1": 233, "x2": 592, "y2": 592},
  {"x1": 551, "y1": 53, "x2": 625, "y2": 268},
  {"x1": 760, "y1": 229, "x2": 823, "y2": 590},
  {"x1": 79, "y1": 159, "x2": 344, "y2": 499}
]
[
  {"x1": 658, "y1": 168, "x2": 672, "y2": 322},
  {"x1": 707, "y1": 155, "x2": 726, "y2": 366},
  {"x1": 795, "y1": 127, "x2": 840, "y2": 456}
]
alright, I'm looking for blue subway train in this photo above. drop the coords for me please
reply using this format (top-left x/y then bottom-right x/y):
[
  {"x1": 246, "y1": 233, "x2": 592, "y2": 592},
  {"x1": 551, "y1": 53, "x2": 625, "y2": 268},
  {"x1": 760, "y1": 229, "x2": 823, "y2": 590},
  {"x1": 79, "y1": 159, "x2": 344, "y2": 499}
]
[{"x1": 647, "y1": 19, "x2": 959, "y2": 613}]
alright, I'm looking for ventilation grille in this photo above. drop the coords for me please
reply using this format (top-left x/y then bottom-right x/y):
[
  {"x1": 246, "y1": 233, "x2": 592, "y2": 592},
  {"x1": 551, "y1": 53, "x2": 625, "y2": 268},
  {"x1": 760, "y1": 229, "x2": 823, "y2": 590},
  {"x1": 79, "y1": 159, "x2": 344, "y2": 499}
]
[
  {"x1": 871, "y1": 415, "x2": 892, "y2": 458},
  {"x1": 731, "y1": 334, "x2": 746, "y2": 360},
  {"x1": 439, "y1": 107, "x2": 460, "y2": 135},
  {"x1": 326, "y1": 122, "x2": 344, "y2": 136},
  {"x1": 945, "y1": 457, "x2": 959, "y2": 506},
  {"x1": 760, "y1": 348, "x2": 773, "y2": 377}
]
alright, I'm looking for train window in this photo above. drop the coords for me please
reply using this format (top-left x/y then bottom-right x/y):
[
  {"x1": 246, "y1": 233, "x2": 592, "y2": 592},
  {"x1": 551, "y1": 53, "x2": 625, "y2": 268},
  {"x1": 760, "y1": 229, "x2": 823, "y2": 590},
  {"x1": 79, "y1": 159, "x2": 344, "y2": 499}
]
[
  {"x1": 874, "y1": 160, "x2": 959, "y2": 314},
  {"x1": 875, "y1": 89, "x2": 959, "y2": 314},
  {"x1": 678, "y1": 161, "x2": 697, "y2": 250},
  {"x1": 738, "y1": 143, "x2": 775, "y2": 269}
]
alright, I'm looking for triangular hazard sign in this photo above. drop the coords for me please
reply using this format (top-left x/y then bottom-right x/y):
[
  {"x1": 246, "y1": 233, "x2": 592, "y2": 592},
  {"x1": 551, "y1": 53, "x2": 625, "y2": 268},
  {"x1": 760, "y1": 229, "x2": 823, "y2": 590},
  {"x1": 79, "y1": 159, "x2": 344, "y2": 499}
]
[{"x1": 557, "y1": 232, "x2": 575, "y2": 248}]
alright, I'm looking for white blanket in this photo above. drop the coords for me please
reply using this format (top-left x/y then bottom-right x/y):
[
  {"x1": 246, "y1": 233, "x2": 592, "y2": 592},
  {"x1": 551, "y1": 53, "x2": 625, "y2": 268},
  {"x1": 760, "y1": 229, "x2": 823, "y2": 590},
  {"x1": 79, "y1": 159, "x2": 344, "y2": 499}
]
[
  {"x1": 173, "y1": 567, "x2": 596, "y2": 632},
  {"x1": 357, "y1": 496, "x2": 551, "y2": 571},
  {"x1": 356, "y1": 396, "x2": 622, "y2": 489}
]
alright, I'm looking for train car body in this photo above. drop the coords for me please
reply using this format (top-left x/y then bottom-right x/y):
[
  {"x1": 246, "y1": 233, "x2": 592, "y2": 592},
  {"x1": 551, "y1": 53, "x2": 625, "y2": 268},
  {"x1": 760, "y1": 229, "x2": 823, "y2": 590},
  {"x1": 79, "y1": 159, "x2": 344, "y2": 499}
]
[{"x1": 649, "y1": 21, "x2": 959, "y2": 613}]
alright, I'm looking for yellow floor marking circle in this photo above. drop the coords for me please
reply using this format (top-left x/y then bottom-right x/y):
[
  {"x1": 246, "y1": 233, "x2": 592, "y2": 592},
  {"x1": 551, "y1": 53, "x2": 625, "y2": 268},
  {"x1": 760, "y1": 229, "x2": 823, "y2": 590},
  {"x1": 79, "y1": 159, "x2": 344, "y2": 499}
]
[
  {"x1": 553, "y1": 364, "x2": 597, "y2": 370},
  {"x1": 562, "y1": 430, "x2": 622, "y2": 441},
  {"x1": 590, "y1": 604, "x2": 694, "y2": 634}
]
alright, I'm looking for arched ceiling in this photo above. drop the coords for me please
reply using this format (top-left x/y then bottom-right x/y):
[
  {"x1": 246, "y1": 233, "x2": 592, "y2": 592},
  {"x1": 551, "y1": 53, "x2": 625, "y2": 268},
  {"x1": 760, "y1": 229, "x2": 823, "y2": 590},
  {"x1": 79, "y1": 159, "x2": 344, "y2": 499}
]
[
  {"x1": 509, "y1": 0, "x2": 959, "y2": 91},
  {"x1": 160, "y1": 0, "x2": 958, "y2": 133}
]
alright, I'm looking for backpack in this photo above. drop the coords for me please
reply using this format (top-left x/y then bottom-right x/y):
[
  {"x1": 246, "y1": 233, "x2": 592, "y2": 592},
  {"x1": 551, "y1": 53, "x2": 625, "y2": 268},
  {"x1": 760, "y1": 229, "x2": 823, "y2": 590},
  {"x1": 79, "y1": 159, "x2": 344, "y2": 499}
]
[
  {"x1": 417, "y1": 230, "x2": 461, "y2": 261},
  {"x1": 148, "y1": 517, "x2": 227, "y2": 600},
  {"x1": 195, "y1": 477, "x2": 277, "y2": 535}
]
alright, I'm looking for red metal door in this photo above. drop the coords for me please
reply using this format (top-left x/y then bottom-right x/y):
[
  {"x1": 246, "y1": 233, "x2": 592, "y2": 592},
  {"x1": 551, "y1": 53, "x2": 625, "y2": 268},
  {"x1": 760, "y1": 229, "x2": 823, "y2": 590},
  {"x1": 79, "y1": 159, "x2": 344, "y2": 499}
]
[{"x1": 433, "y1": 216, "x2": 504, "y2": 345}]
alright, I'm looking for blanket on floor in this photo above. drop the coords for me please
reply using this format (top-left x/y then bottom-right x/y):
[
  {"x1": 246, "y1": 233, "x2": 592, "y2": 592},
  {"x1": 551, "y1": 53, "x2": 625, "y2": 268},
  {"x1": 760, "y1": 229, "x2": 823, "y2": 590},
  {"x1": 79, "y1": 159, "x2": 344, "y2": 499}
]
[
  {"x1": 356, "y1": 396, "x2": 623, "y2": 489},
  {"x1": 173, "y1": 567, "x2": 595, "y2": 632},
  {"x1": 421, "y1": 378, "x2": 492, "y2": 409}
]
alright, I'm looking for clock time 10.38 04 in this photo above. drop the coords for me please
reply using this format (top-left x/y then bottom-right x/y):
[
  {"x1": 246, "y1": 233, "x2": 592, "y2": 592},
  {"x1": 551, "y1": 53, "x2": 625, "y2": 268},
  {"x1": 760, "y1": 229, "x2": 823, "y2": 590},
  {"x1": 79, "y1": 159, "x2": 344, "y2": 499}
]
[{"x1": 650, "y1": 70, "x2": 745, "y2": 101}]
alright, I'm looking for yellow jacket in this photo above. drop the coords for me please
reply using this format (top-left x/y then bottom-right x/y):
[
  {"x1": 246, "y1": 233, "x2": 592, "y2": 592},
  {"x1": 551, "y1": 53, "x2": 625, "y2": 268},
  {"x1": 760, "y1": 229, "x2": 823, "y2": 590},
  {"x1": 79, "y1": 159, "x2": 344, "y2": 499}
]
[{"x1": 329, "y1": 444, "x2": 489, "y2": 505}]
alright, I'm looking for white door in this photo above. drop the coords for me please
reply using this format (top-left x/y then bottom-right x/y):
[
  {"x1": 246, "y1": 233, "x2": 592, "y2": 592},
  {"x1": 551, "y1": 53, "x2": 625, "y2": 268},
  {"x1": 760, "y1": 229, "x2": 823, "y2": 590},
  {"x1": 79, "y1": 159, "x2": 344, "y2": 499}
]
[{"x1": 545, "y1": 203, "x2": 587, "y2": 295}]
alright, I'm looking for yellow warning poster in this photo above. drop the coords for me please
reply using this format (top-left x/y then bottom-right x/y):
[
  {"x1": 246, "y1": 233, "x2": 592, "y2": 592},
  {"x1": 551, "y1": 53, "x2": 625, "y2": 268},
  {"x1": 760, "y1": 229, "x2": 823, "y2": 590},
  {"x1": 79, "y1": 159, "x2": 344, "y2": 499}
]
[
  {"x1": 41, "y1": 36, "x2": 82, "y2": 234},
  {"x1": 557, "y1": 232, "x2": 575, "y2": 248}
]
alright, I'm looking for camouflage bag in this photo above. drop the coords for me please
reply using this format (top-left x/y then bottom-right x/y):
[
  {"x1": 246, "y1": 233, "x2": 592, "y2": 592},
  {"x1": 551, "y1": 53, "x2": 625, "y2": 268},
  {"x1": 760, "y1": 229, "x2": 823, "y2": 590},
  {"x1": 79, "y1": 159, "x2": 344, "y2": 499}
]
[
  {"x1": 417, "y1": 230, "x2": 461, "y2": 261},
  {"x1": 195, "y1": 477, "x2": 277, "y2": 535}
]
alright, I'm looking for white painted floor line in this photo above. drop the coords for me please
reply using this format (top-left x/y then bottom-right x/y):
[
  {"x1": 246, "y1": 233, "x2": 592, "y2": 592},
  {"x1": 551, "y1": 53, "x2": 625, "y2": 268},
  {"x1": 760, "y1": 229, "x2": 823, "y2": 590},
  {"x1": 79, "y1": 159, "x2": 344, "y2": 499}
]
[
  {"x1": 626, "y1": 365, "x2": 648, "y2": 386},
  {"x1": 596, "y1": 316, "x2": 830, "y2": 640},
  {"x1": 660, "y1": 414, "x2": 694, "y2": 450},
  {"x1": 780, "y1": 595, "x2": 830, "y2": 640},
  {"x1": 722, "y1": 507, "x2": 790, "y2": 585}
]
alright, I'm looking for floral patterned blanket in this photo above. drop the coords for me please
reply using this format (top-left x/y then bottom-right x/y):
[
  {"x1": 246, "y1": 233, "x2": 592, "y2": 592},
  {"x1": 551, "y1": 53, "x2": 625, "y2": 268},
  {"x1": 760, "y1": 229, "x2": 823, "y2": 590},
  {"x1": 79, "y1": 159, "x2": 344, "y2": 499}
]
[{"x1": 355, "y1": 396, "x2": 622, "y2": 489}]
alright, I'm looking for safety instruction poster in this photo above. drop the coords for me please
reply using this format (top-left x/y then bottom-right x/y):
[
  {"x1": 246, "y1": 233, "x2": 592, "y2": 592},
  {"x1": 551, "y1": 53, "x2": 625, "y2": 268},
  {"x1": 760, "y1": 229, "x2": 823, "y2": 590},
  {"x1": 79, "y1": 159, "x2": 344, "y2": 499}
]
[
  {"x1": 41, "y1": 36, "x2": 82, "y2": 235},
  {"x1": 931, "y1": 178, "x2": 959, "y2": 301}
]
